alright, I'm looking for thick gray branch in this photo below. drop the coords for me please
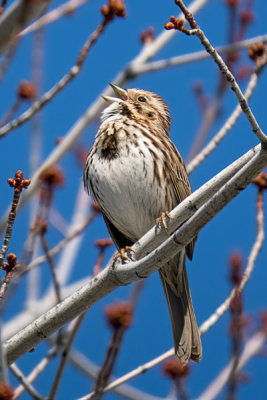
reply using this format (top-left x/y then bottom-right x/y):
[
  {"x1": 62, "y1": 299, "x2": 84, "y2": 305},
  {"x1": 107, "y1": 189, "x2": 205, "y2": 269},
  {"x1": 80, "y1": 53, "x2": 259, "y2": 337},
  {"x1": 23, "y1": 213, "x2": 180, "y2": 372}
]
[
  {"x1": 1, "y1": 145, "x2": 257, "y2": 342},
  {"x1": 4, "y1": 145, "x2": 267, "y2": 364},
  {"x1": 0, "y1": 0, "x2": 51, "y2": 54}
]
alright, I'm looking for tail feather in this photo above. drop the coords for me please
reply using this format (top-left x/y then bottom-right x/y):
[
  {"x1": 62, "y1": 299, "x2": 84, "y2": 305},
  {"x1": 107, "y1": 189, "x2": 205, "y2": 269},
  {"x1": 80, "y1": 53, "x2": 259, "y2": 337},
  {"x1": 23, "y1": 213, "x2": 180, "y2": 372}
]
[
  {"x1": 182, "y1": 266, "x2": 202, "y2": 362},
  {"x1": 159, "y1": 252, "x2": 202, "y2": 364}
]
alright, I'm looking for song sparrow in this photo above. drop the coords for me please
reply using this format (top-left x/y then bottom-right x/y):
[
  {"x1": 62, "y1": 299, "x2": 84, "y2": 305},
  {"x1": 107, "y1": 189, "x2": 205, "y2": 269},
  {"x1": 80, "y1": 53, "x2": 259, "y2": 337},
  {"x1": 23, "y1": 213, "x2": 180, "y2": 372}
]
[{"x1": 83, "y1": 84, "x2": 202, "y2": 363}]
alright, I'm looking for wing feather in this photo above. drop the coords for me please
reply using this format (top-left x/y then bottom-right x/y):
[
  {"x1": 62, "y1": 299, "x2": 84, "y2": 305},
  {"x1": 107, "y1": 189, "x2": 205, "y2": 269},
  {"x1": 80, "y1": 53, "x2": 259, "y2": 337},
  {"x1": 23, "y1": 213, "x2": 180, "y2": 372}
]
[{"x1": 168, "y1": 144, "x2": 196, "y2": 260}]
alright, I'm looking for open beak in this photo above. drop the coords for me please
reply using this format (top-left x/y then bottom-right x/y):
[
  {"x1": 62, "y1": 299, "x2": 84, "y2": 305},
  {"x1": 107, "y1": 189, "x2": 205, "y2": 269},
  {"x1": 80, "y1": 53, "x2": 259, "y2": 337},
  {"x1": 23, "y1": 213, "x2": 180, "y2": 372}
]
[{"x1": 101, "y1": 83, "x2": 128, "y2": 103}]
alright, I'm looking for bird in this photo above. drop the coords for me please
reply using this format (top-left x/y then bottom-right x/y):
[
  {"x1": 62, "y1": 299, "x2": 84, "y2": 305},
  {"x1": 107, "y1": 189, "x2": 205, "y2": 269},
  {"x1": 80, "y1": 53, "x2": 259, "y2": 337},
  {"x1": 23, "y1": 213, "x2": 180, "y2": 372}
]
[{"x1": 83, "y1": 83, "x2": 202, "y2": 363}]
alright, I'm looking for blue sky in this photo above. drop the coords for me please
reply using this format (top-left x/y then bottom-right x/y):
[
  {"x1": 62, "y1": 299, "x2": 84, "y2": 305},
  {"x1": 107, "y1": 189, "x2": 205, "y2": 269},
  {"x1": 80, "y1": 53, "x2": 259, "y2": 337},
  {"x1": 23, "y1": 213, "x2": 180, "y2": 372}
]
[{"x1": 1, "y1": 0, "x2": 267, "y2": 399}]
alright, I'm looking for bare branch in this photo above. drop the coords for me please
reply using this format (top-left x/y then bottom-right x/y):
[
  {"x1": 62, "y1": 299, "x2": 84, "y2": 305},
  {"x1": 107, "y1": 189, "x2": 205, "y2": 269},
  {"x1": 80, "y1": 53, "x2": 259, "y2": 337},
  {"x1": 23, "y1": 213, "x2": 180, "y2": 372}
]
[
  {"x1": 0, "y1": 0, "x2": 213, "y2": 237},
  {"x1": 174, "y1": 0, "x2": 267, "y2": 143},
  {"x1": 40, "y1": 234, "x2": 62, "y2": 303},
  {"x1": 20, "y1": 0, "x2": 89, "y2": 36},
  {"x1": 68, "y1": 346, "x2": 163, "y2": 400},
  {"x1": 0, "y1": 16, "x2": 115, "y2": 141},
  {"x1": 48, "y1": 314, "x2": 86, "y2": 399},
  {"x1": 187, "y1": 53, "x2": 267, "y2": 174},
  {"x1": 196, "y1": 332, "x2": 266, "y2": 400},
  {"x1": 83, "y1": 349, "x2": 174, "y2": 399},
  {"x1": 12, "y1": 348, "x2": 56, "y2": 399},
  {"x1": 199, "y1": 186, "x2": 264, "y2": 336},
  {"x1": 0, "y1": 171, "x2": 30, "y2": 269},
  {"x1": 85, "y1": 168, "x2": 266, "y2": 395},
  {"x1": 9, "y1": 362, "x2": 44, "y2": 400},
  {"x1": 133, "y1": 34, "x2": 267, "y2": 75},
  {"x1": 4, "y1": 144, "x2": 267, "y2": 364},
  {"x1": 3, "y1": 277, "x2": 90, "y2": 341},
  {"x1": 0, "y1": 0, "x2": 51, "y2": 54},
  {"x1": 23, "y1": 207, "x2": 96, "y2": 274}
]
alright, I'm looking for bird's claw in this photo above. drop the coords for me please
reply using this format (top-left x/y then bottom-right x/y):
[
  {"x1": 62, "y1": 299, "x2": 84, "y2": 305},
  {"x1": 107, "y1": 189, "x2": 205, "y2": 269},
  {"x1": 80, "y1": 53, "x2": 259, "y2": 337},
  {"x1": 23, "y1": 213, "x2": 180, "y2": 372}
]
[
  {"x1": 114, "y1": 246, "x2": 134, "y2": 263},
  {"x1": 156, "y1": 211, "x2": 171, "y2": 231}
]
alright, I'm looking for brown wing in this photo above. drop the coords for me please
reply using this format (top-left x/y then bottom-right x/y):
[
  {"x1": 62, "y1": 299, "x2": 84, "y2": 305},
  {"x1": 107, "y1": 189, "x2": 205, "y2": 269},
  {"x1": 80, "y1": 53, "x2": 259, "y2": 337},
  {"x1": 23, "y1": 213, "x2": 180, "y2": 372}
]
[
  {"x1": 169, "y1": 143, "x2": 196, "y2": 260},
  {"x1": 102, "y1": 213, "x2": 133, "y2": 250}
]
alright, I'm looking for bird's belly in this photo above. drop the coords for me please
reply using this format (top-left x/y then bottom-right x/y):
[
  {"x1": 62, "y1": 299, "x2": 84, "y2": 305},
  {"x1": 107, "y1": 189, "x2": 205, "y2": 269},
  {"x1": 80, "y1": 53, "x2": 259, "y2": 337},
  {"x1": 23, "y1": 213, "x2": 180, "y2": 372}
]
[{"x1": 89, "y1": 150, "x2": 167, "y2": 242}]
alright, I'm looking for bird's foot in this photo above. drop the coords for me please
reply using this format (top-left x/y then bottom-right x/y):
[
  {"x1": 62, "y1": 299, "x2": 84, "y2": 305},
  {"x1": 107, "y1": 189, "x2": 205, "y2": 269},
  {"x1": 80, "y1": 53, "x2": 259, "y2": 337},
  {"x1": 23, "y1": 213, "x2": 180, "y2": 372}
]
[
  {"x1": 114, "y1": 246, "x2": 134, "y2": 263},
  {"x1": 156, "y1": 211, "x2": 171, "y2": 231}
]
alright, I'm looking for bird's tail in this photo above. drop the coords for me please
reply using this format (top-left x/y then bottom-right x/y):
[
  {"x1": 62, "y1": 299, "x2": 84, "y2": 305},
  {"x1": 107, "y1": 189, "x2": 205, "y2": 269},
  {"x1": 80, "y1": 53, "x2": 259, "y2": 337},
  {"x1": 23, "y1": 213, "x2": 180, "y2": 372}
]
[{"x1": 159, "y1": 252, "x2": 202, "y2": 364}]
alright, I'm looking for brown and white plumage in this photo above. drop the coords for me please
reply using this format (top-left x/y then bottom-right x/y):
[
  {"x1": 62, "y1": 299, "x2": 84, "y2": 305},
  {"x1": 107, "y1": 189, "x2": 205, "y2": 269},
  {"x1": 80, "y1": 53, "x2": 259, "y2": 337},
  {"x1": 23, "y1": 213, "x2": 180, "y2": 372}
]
[{"x1": 83, "y1": 84, "x2": 202, "y2": 363}]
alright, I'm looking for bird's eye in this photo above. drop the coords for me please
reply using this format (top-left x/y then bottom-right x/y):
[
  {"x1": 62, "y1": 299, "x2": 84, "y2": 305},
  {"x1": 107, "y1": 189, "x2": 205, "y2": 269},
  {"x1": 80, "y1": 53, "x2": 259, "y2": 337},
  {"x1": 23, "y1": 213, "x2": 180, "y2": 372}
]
[{"x1": 138, "y1": 96, "x2": 146, "y2": 102}]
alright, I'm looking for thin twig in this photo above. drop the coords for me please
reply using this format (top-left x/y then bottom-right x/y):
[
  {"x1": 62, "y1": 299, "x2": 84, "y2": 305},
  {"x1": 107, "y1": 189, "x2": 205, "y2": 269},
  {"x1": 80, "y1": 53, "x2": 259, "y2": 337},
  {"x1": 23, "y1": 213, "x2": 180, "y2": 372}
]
[
  {"x1": 186, "y1": 0, "x2": 244, "y2": 163},
  {"x1": 12, "y1": 347, "x2": 58, "y2": 399},
  {"x1": 40, "y1": 234, "x2": 62, "y2": 303},
  {"x1": 89, "y1": 280, "x2": 142, "y2": 400},
  {"x1": 20, "y1": 0, "x2": 89, "y2": 36},
  {"x1": 129, "y1": 280, "x2": 145, "y2": 308},
  {"x1": 92, "y1": 326, "x2": 127, "y2": 400},
  {"x1": 87, "y1": 348, "x2": 174, "y2": 398},
  {"x1": 227, "y1": 331, "x2": 241, "y2": 400},
  {"x1": 132, "y1": 34, "x2": 267, "y2": 75},
  {"x1": 24, "y1": 209, "x2": 98, "y2": 275},
  {"x1": 0, "y1": 253, "x2": 20, "y2": 384},
  {"x1": 49, "y1": 208, "x2": 70, "y2": 236},
  {"x1": 27, "y1": 23, "x2": 44, "y2": 307},
  {"x1": 227, "y1": 255, "x2": 243, "y2": 400},
  {"x1": 46, "y1": 334, "x2": 162, "y2": 400},
  {"x1": 93, "y1": 239, "x2": 113, "y2": 276},
  {"x1": 48, "y1": 183, "x2": 92, "y2": 293},
  {"x1": 0, "y1": 0, "x2": 213, "y2": 236},
  {"x1": 174, "y1": 0, "x2": 267, "y2": 143},
  {"x1": 0, "y1": 98, "x2": 21, "y2": 127},
  {"x1": 199, "y1": 188, "x2": 264, "y2": 335},
  {"x1": 0, "y1": 14, "x2": 116, "y2": 140},
  {"x1": 48, "y1": 313, "x2": 86, "y2": 399},
  {"x1": 0, "y1": 171, "x2": 30, "y2": 269},
  {"x1": 196, "y1": 332, "x2": 266, "y2": 400},
  {"x1": 187, "y1": 51, "x2": 267, "y2": 174},
  {"x1": 64, "y1": 346, "x2": 162, "y2": 400},
  {"x1": 176, "y1": 379, "x2": 189, "y2": 400},
  {"x1": 186, "y1": 91, "x2": 224, "y2": 163},
  {"x1": 0, "y1": 255, "x2": 18, "y2": 305},
  {"x1": 9, "y1": 363, "x2": 44, "y2": 400},
  {"x1": 92, "y1": 184, "x2": 265, "y2": 395}
]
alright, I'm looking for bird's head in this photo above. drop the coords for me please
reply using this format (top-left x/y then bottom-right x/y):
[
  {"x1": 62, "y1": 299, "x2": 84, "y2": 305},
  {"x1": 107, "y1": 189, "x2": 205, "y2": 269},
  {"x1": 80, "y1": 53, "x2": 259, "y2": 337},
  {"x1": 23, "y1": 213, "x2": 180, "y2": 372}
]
[{"x1": 101, "y1": 84, "x2": 171, "y2": 135}]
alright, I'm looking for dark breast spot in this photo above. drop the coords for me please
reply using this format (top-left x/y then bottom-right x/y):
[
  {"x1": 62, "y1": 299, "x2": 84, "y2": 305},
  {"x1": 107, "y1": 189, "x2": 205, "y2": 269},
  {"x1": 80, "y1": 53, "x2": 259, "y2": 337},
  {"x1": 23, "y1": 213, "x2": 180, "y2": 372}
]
[
  {"x1": 101, "y1": 133, "x2": 119, "y2": 160},
  {"x1": 101, "y1": 148, "x2": 118, "y2": 160}
]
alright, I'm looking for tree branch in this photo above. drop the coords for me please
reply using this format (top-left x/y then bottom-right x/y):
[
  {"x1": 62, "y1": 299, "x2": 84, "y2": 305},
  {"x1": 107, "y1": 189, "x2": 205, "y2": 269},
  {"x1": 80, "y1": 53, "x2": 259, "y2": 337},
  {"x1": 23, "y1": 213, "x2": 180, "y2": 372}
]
[
  {"x1": 132, "y1": 34, "x2": 267, "y2": 75},
  {"x1": 187, "y1": 53, "x2": 267, "y2": 174},
  {"x1": 4, "y1": 144, "x2": 267, "y2": 365},
  {"x1": 174, "y1": 0, "x2": 267, "y2": 143},
  {"x1": 0, "y1": 0, "x2": 51, "y2": 54},
  {"x1": 196, "y1": 332, "x2": 266, "y2": 400},
  {"x1": 0, "y1": 0, "x2": 213, "y2": 236}
]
